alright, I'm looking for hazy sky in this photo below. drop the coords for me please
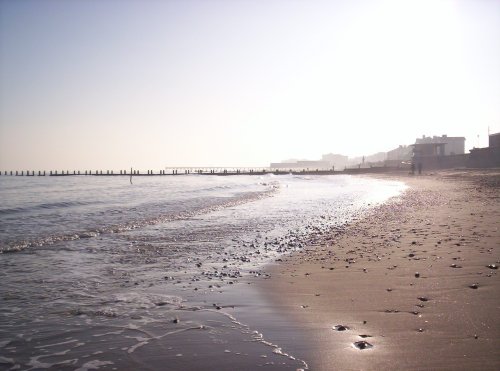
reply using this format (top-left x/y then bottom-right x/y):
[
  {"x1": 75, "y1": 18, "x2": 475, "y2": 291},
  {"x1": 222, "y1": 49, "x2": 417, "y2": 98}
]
[{"x1": 1, "y1": 0, "x2": 499, "y2": 169}]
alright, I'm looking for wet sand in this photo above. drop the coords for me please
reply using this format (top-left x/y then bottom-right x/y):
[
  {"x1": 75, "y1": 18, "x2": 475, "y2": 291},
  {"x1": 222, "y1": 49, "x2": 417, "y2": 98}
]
[{"x1": 257, "y1": 169, "x2": 500, "y2": 370}]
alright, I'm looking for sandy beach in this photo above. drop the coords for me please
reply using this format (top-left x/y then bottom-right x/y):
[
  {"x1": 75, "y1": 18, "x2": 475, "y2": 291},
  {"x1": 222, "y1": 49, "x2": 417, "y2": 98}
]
[{"x1": 256, "y1": 170, "x2": 500, "y2": 370}]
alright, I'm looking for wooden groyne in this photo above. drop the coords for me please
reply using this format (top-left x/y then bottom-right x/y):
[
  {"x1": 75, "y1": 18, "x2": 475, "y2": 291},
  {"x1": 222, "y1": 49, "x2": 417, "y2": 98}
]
[
  {"x1": 0, "y1": 167, "x2": 409, "y2": 177},
  {"x1": 1, "y1": 168, "x2": 337, "y2": 176}
]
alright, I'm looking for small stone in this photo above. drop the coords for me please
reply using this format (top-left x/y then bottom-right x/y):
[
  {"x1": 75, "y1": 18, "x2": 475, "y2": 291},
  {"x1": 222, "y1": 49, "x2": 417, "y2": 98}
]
[
  {"x1": 415, "y1": 272, "x2": 420, "y2": 278},
  {"x1": 353, "y1": 341, "x2": 373, "y2": 350},
  {"x1": 333, "y1": 325, "x2": 349, "y2": 331},
  {"x1": 487, "y1": 264, "x2": 498, "y2": 270},
  {"x1": 469, "y1": 283, "x2": 479, "y2": 289}
]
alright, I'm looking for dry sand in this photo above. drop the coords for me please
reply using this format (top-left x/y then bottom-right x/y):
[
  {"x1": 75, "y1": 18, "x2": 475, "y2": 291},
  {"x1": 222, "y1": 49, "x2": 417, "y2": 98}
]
[{"x1": 257, "y1": 170, "x2": 500, "y2": 370}]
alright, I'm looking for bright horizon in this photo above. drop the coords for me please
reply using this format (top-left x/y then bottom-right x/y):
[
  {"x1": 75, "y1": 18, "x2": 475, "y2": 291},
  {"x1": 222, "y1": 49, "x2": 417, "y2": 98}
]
[{"x1": 1, "y1": 0, "x2": 499, "y2": 170}]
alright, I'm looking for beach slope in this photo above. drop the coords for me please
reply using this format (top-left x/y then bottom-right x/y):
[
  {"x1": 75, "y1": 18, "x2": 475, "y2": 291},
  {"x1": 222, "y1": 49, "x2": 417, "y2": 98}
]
[{"x1": 259, "y1": 170, "x2": 500, "y2": 370}]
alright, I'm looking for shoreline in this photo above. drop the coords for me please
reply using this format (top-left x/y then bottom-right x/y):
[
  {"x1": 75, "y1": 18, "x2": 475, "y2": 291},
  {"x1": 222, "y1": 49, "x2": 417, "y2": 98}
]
[
  {"x1": 1, "y1": 170, "x2": 498, "y2": 370},
  {"x1": 253, "y1": 169, "x2": 500, "y2": 370}
]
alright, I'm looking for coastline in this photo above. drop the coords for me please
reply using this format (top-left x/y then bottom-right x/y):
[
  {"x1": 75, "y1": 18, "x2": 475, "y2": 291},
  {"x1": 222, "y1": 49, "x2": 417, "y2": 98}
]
[{"x1": 254, "y1": 169, "x2": 500, "y2": 370}]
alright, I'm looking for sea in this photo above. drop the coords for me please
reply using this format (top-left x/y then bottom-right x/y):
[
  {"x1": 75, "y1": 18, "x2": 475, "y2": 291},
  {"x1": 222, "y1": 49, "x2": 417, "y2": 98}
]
[{"x1": 0, "y1": 174, "x2": 406, "y2": 370}]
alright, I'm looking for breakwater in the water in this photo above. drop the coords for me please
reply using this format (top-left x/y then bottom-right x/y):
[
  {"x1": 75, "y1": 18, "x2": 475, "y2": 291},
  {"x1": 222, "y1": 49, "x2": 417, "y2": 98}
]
[{"x1": 0, "y1": 166, "x2": 407, "y2": 177}]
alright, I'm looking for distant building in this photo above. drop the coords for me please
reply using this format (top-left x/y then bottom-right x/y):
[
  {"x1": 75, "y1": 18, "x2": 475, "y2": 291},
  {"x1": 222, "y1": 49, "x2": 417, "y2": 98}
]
[
  {"x1": 386, "y1": 145, "x2": 412, "y2": 162},
  {"x1": 468, "y1": 132, "x2": 500, "y2": 168},
  {"x1": 412, "y1": 142, "x2": 446, "y2": 157},
  {"x1": 411, "y1": 134, "x2": 473, "y2": 169},
  {"x1": 415, "y1": 135, "x2": 465, "y2": 155},
  {"x1": 489, "y1": 132, "x2": 500, "y2": 148},
  {"x1": 321, "y1": 153, "x2": 348, "y2": 169}
]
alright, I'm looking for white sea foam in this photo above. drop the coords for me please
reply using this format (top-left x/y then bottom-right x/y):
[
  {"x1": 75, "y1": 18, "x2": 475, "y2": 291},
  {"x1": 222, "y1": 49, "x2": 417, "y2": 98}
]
[{"x1": 75, "y1": 360, "x2": 114, "y2": 371}]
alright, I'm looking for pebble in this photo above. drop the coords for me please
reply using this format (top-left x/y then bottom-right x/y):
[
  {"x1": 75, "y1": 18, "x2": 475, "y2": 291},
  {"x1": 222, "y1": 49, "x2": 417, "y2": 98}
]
[
  {"x1": 333, "y1": 325, "x2": 349, "y2": 331},
  {"x1": 353, "y1": 341, "x2": 373, "y2": 350},
  {"x1": 415, "y1": 272, "x2": 420, "y2": 278}
]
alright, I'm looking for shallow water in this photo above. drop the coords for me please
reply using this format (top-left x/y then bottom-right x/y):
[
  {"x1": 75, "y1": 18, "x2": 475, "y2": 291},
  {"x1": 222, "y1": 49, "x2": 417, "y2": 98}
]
[{"x1": 0, "y1": 174, "x2": 405, "y2": 370}]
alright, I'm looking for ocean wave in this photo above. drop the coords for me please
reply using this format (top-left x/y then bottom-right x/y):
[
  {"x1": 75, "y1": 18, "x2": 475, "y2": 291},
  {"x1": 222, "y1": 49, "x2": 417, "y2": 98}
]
[
  {"x1": 0, "y1": 186, "x2": 279, "y2": 254},
  {"x1": 0, "y1": 200, "x2": 101, "y2": 215}
]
